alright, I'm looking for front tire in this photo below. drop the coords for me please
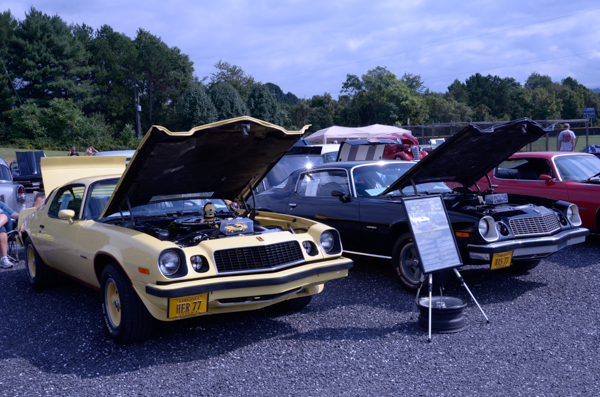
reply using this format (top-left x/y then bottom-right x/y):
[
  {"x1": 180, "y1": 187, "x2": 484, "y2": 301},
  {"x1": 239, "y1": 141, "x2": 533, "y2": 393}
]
[
  {"x1": 101, "y1": 264, "x2": 153, "y2": 344},
  {"x1": 392, "y1": 233, "x2": 450, "y2": 293},
  {"x1": 25, "y1": 237, "x2": 57, "y2": 289}
]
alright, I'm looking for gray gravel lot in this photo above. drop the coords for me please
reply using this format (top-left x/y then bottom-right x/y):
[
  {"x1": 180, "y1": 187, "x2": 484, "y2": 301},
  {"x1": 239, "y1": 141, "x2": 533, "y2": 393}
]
[{"x1": 1, "y1": 236, "x2": 599, "y2": 397}]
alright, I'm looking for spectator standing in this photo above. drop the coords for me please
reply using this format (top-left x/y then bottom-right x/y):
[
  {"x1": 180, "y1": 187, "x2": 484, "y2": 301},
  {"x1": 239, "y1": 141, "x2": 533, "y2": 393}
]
[
  {"x1": 85, "y1": 146, "x2": 98, "y2": 156},
  {"x1": 0, "y1": 201, "x2": 18, "y2": 268},
  {"x1": 68, "y1": 147, "x2": 79, "y2": 156},
  {"x1": 558, "y1": 124, "x2": 576, "y2": 152}
]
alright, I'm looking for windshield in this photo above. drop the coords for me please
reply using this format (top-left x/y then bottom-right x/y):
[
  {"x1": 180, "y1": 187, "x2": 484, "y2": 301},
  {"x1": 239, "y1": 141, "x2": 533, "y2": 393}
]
[
  {"x1": 352, "y1": 163, "x2": 451, "y2": 197},
  {"x1": 89, "y1": 179, "x2": 233, "y2": 221},
  {"x1": 554, "y1": 155, "x2": 600, "y2": 182},
  {"x1": 265, "y1": 155, "x2": 324, "y2": 188}
]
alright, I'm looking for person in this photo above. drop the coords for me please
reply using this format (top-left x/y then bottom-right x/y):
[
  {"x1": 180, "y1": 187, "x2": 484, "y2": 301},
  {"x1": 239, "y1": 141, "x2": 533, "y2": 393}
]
[
  {"x1": 33, "y1": 192, "x2": 46, "y2": 210},
  {"x1": 68, "y1": 147, "x2": 79, "y2": 156},
  {"x1": 85, "y1": 146, "x2": 98, "y2": 156},
  {"x1": 558, "y1": 123, "x2": 576, "y2": 152},
  {"x1": 0, "y1": 201, "x2": 19, "y2": 269}
]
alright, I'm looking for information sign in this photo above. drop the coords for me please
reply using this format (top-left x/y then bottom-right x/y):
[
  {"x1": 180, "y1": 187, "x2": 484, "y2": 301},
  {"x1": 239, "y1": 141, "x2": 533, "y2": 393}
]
[
  {"x1": 403, "y1": 195, "x2": 462, "y2": 274},
  {"x1": 583, "y1": 107, "x2": 595, "y2": 118}
]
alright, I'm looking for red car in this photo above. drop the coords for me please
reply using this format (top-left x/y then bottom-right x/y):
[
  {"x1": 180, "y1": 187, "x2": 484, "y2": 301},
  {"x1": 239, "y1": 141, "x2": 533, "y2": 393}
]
[{"x1": 478, "y1": 152, "x2": 600, "y2": 232}]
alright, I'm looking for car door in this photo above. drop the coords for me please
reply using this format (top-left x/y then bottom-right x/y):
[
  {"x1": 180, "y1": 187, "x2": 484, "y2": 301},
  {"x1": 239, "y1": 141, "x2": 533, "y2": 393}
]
[
  {"x1": 286, "y1": 169, "x2": 363, "y2": 252},
  {"x1": 492, "y1": 158, "x2": 571, "y2": 201},
  {"x1": 35, "y1": 185, "x2": 87, "y2": 275}
]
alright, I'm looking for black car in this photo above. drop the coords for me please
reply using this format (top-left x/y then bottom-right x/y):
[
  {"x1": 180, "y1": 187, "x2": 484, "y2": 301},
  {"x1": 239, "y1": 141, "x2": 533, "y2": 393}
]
[
  {"x1": 254, "y1": 119, "x2": 589, "y2": 291},
  {"x1": 12, "y1": 151, "x2": 45, "y2": 190}
]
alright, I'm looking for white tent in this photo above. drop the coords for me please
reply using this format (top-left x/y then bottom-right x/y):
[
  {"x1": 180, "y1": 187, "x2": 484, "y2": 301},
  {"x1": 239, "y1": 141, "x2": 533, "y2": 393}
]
[{"x1": 305, "y1": 124, "x2": 412, "y2": 143}]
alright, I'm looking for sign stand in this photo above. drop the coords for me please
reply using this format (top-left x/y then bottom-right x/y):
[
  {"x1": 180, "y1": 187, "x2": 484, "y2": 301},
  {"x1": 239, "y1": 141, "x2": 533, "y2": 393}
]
[{"x1": 403, "y1": 195, "x2": 490, "y2": 342}]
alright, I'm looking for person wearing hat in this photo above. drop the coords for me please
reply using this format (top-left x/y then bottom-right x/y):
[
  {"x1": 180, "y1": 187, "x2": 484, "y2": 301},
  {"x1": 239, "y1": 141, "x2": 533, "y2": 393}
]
[{"x1": 558, "y1": 123, "x2": 576, "y2": 152}]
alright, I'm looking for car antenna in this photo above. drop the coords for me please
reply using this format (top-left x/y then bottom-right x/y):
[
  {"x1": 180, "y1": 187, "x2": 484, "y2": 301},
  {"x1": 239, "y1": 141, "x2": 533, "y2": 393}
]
[{"x1": 0, "y1": 57, "x2": 44, "y2": 150}]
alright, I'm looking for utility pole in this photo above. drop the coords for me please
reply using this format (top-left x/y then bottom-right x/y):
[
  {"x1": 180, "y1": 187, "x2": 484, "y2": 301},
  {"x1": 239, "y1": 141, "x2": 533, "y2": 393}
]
[{"x1": 135, "y1": 86, "x2": 142, "y2": 138}]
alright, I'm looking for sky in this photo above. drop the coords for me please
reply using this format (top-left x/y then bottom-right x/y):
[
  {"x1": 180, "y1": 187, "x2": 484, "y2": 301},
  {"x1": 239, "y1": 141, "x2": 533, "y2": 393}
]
[{"x1": 4, "y1": 1, "x2": 600, "y2": 99}]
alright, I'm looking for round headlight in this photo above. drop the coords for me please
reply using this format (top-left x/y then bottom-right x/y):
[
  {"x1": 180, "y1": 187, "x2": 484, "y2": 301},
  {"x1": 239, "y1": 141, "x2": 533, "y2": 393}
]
[
  {"x1": 478, "y1": 219, "x2": 489, "y2": 236},
  {"x1": 158, "y1": 250, "x2": 180, "y2": 276},
  {"x1": 190, "y1": 255, "x2": 209, "y2": 273},
  {"x1": 566, "y1": 204, "x2": 582, "y2": 227},
  {"x1": 302, "y1": 241, "x2": 312, "y2": 254},
  {"x1": 320, "y1": 231, "x2": 335, "y2": 253}
]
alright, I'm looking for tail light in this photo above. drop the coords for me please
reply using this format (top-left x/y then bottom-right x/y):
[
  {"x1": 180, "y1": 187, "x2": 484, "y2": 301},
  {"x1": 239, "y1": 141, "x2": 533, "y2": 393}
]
[{"x1": 17, "y1": 186, "x2": 26, "y2": 200}]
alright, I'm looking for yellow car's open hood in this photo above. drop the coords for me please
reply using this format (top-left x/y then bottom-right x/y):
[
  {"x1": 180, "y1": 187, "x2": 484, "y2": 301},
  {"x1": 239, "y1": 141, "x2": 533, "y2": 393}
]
[
  {"x1": 40, "y1": 156, "x2": 128, "y2": 195},
  {"x1": 101, "y1": 117, "x2": 309, "y2": 218}
]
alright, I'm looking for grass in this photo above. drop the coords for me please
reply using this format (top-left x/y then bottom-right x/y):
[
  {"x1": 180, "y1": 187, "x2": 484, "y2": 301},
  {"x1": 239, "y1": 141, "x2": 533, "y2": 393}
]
[
  {"x1": 0, "y1": 147, "x2": 87, "y2": 164},
  {"x1": 526, "y1": 135, "x2": 600, "y2": 152}
]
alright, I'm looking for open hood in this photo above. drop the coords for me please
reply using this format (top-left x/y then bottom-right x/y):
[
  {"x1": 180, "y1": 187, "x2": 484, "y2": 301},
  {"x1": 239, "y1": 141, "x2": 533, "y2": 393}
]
[
  {"x1": 16, "y1": 151, "x2": 45, "y2": 176},
  {"x1": 382, "y1": 118, "x2": 553, "y2": 194},
  {"x1": 102, "y1": 117, "x2": 309, "y2": 217}
]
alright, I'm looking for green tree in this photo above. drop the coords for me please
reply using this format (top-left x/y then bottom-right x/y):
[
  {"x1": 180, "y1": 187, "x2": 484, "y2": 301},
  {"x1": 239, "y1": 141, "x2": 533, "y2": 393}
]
[
  {"x1": 177, "y1": 82, "x2": 218, "y2": 129},
  {"x1": 529, "y1": 88, "x2": 561, "y2": 120},
  {"x1": 0, "y1": 10, "x2": 17, "y2": 115},
  {"x1": 246, "y1": 84, "x2": 282, "y2": 125},
  {"x1": 9, "y1": 7, "x2": 93, "y2": 107},
  {"x1": 423, "y1": 93, "x2": 474, "y2": 123},
  {"x1": 401, "y1": 73, "x2": 427, "y2": 94},
  {"x1": 265, "y1": 82, "x2": 299, "y2": 106},
  {"x1": 210, "y1": 60, "x2": 256, "y2": 98},
  {"x1": 525, "y1": 72, "x2": 553, "y2": 90},
  {"x1": 209, "y1": 82, "x2": 248, "y2": 120},
  {"x1": 307, "y1": 93, "x2": 342, "y2": 131}
]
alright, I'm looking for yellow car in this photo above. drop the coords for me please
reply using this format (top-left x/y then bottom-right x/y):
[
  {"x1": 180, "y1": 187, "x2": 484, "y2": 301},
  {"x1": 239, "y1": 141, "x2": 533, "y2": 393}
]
[{"x1": 18, "y1": 117, "x2": 353, "y2": 343}]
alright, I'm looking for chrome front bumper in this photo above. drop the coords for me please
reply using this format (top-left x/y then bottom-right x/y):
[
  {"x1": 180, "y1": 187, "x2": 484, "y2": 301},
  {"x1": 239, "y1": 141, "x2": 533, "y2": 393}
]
[{"x1": 468, "y1": 227, "x2": 589, "y2": 261}]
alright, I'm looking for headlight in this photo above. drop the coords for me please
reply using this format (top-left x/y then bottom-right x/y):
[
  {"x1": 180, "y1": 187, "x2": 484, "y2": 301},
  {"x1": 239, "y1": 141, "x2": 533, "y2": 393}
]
[
  {"x1": 302, "y1": 241, "x2": 318, "y2": 256},
  {"x1": 190, "y1": 255, "x2": 209, "y2": 273},
  {"x1": 158, "y1": 250, "x2": 180, "y2": 276},
  {"x1": 320, "y1": 231, "x2": 335, "y2": 253},
  {"x1": 566, "y1": 204, "x2": 582, "y2": 227},
  {"x1": 478, "y1": 216, "x2": 499, "y2": 242}
]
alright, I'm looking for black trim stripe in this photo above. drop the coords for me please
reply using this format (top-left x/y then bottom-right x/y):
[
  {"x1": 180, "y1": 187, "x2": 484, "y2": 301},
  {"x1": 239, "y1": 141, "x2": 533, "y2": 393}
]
[{"x1": 145, "y1": 260, "x2": 353, "y2": 298}]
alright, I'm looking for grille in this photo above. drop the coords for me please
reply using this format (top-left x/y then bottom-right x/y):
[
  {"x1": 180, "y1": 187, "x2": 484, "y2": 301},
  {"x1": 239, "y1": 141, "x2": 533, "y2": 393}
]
[
  {"x1": 509, "y1": 214, "x2": 561, "y2": 236},
  {"x1": 214, "y1": 241, "x2": 305, "y2": 274}
]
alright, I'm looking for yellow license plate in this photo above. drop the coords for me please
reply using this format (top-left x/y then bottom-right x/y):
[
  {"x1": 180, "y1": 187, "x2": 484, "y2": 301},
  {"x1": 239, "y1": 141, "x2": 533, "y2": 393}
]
[
  {"x1": 491, "y1": 251, "x2": 513, "y2": 270},
  {"x1": 168, "y1": 293, "x2": 208, "y2": 319}
]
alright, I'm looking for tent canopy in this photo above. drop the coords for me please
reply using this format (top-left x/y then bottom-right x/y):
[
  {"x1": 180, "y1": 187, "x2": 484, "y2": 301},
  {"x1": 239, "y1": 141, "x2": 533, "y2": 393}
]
[{"x1": 305, "y1": 124, "x2": 412, "y2": 143}]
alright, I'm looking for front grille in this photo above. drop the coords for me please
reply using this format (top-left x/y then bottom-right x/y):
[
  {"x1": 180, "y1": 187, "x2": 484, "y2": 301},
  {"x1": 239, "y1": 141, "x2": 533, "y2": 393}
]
[
  {"x1": 509, "y1": 214, "x2": 561, "y2": 236},
  {"x1": 214, "y1": 241, "x2": 305, "y2": 274}
]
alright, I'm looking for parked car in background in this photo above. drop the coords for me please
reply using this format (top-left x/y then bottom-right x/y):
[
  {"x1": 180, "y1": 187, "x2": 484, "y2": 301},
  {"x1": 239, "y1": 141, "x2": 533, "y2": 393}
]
[
  {"x1": 12, "y1": 151, "x2": 45, "y2": 190},
  {"x1": 0, "y1": 158, "x2": 27, "y2": 212},
  {"x1": 254, "y1": 119, "x2": 589, "y2": 291},
  {"x1": 478, "y1": 152, "x2": 600, "y2": 232},
  {"x1": 336, "y1": 138, "x2": 428, "y2": 162},
  {"x1": 17, "y1": 117, "x2": 352, "y2": 343}
]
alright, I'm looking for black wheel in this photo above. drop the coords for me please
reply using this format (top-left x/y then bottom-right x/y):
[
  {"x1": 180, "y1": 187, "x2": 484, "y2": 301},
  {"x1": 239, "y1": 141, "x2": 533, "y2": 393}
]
[
  {"x1": 392, "y1": 233, "x2": 450, "y2": 293},
  {"x1": 508, "y1": 260, "x2": 541, "y2": 273},
  {"x1": 272, "y1": 296, "x2": 312, "y2": 312},
  {"x1": 25, "y1": 237, "x2": 57, "y2": 289},
  {"x1": 101, "y1": 264, "x2": 153, "y2": 344}
]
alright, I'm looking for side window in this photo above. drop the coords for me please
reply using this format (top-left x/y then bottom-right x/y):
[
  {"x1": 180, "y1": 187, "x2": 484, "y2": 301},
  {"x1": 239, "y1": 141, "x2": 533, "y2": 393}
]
[
  {"x1": 47, "y1": 186, "x2": 86, "y2": 219},
  {"x1": 82, "y1": 180, "x2": 118, "y2": 220},
  {"x1": 495, "y1": 159, "x2": 553, "y2": 181},
  {"x1": 296, "y1": 170, "x2": 349, "y2": 197}
]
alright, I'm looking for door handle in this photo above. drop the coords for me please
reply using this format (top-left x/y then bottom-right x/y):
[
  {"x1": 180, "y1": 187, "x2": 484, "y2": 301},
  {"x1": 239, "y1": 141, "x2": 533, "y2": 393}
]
[{"x1": 289, "y1": 203, "x2": 297, "y2": 208}]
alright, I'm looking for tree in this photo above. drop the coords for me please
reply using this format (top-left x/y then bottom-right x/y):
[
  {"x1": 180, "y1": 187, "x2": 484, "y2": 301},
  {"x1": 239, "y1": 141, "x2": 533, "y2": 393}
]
[
  {"x1": 9, "y1": 8, "x2": 93, "y2": 107},
  {"x1": 0, "y1": 11, "x2": 17, "y2": 115},
  {"x1": 401, "y1": 73, "x2": 426, "y2": 94},
  {"x1": 265, "y1": 82, "x2": 299, "y2": 106},
  {"x1": 525, "y1": 72, "x2": 553, "y2": 90},
  {"x1": 529, "y1": 88, "x2": 561, "y2": 120},
  {"x1": 423, "y1": 93, "x2": 474, "y2": 123},
  {"x1": 307, "y1": 93, "x2": 342, "y2": 131},
  {"x1": 177, "y1": 82, "x2": 217, "y2": 129},
  {"x1": 246, "y1": 84, "x2": 282, "y2": 125},
  {"x1": 209, "y1": 82, "x2": 248, "y2": 121},
  {"x1": 210, "y1": 60, "x2": 256, "y2": 98}
]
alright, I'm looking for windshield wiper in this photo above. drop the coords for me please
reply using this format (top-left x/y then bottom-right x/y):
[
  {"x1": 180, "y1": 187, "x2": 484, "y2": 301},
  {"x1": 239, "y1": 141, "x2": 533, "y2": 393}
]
[{"x1": 583, "y1": 171, "x2": 600, "y2": 182}]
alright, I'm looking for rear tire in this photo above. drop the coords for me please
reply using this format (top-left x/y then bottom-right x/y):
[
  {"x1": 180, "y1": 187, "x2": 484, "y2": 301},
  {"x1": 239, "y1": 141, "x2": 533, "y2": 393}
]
[
  {"x1": 392, "y1": 233, "x2": 450, "y2": 293},
  {"x1": 101, "y1": 264, "x2": 153, "y2": 344},
  {"x1": 25, "y1": 237, "x2": 57, "y2": 289}
]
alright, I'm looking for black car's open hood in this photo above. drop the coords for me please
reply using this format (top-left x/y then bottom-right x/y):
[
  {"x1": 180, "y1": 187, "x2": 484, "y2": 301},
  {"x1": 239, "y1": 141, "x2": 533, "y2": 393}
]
[
  {"x1": 382, "y1": 118, "x2": 553, "y2": 194},
  {"x1": 102, "y1": 117, "x2": 309, "y2": 217},
  {"x1": 15, "y1": 151, "x2": 45, "y2": 176}
]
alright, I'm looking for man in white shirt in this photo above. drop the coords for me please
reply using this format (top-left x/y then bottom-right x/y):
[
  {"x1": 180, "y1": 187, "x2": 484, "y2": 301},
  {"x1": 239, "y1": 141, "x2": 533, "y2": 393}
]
[{"x1": 558, "y1": 123, "x2": 576, "y2": 151}]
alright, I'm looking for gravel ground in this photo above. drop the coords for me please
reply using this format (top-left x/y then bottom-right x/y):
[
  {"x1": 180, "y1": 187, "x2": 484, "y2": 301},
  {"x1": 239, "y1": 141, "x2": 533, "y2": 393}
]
[{"x1": 1, "y1": 236, "x2": 599, "y2": 396}]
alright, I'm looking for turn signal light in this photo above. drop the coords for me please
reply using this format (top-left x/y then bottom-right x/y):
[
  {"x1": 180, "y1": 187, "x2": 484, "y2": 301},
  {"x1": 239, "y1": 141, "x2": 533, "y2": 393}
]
[
  {"x1": 138, "y1": 267, "x2": 150, "y2": 275},
  {"x1": 455, "y1": 232, "x2": 469, "y2": 238}
]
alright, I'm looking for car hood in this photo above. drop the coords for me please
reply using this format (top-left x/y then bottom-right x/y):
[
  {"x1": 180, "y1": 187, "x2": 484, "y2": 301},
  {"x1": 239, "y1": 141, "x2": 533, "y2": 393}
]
[
  {"x1": 16, "y1": 151, "x2": 45, "y2": 176},
  {"x1": 102, "y1": 117, "x2": 309, "y2": 217},
  {"x1": 382, "y1": 118, "x2": 553, "y2": 194}
]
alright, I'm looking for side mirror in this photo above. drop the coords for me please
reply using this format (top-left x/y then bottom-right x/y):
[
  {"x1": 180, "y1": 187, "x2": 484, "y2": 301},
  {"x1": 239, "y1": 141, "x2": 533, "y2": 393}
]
[
  {"x1": 58, "y1": 209, "x2": 76, "y2": 224},
  {"x1": 331, "y1": 189, "x2": 351, "y2": 203},
  {"x1": 539, "y1": 174, "x2": 554, "y2": 186}
]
